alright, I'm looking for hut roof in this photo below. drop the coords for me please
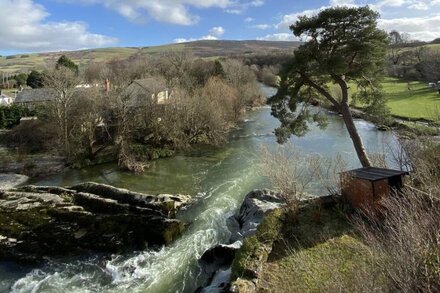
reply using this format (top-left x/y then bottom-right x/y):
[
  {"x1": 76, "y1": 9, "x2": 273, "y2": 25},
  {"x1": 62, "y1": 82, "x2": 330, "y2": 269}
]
[{"x1": 343, "y1": 167, "x2": 409, "y2": 182}]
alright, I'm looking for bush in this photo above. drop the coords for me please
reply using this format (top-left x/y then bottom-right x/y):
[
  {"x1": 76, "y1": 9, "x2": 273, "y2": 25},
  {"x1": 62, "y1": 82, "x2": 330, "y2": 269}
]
[
  {"x1": 6, "y1": 120, "x2": 57, "y2": 153},
  {"x1": 0, "y1": 105, "x2": 37, "y2": 129},
  {"x1": 353, "y1": 192, "x2": 440, "y2": 292}
]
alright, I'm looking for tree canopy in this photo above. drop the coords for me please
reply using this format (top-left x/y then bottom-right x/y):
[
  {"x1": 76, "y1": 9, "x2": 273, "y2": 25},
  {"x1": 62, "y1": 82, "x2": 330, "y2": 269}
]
[
  {"x1": 268, "y1": 6, "x2": 389, "y2": 167},
  {"x1": 27, "y1": 70, "x2": 44, "y2": 88},
  {"x1": 56, "y1": 55, "x2": 79, "y2": 74}
]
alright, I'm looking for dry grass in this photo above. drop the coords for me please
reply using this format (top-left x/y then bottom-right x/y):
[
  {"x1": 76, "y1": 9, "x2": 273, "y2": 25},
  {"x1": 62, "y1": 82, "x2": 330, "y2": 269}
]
[{"x1": 352, "y1": 191, "x2": 440, "y2": 292}]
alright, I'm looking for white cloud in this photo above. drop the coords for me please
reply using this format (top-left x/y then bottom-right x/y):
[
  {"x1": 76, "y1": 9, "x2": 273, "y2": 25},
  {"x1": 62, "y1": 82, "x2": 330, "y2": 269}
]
[
  {"x1": 330, "y1": 0, "x2": 356, "y2": 5},
  {"x1": 68, "y1": 0, "x2": 262, "y2": 24},
  {"x1": 270, "y1": 0, "x2": 440, "y2": 42},
  {"x1": 252, "y1": 24, "x2": 272, "y2": 29},
  {"x1": 276, "y1": 7, "x2": 326, "y2": 29},
  {"x1": 174, "y1": 26, "x2": 226, "y2": 43},
  {"x1": 379, "y1": 14, "x2": 440, "y2": 41},
  {"x1": 0, "y1": 0, "x2": 116, "y2": 52},
  {"x1": 244, "y1": 17, "x2": 254, "y2": 22},
  {"x1": 225, "y1": 0, "x2": 265, "y2": 14},
  {"x1": 256, "y1": 33, "x2": 298, "y2": 41},
  {"x1": 209, "y1": 26, "x2": 225, "y2": 37}
]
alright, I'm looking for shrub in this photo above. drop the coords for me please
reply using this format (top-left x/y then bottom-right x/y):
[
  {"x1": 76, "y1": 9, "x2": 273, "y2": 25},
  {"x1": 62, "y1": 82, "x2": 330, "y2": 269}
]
[
  {"x1": 7, "y1": 120, "x2": 57, "y2": 153},
  {"x1": 353, "y1": 192, "x2": 440, "y2": 292}
]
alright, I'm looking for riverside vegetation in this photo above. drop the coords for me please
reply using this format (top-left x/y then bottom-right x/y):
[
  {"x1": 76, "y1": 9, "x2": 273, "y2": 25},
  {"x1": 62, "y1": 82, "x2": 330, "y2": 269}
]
[{"x1": 0, "y1": 53, "x2": 264, "y2": 174}]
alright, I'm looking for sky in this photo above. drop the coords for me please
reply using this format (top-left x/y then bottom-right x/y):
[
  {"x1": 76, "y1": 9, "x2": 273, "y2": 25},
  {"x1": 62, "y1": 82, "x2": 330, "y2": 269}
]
[{"x1": 0, "y1": 0, "x2": 440, "y2": 55}]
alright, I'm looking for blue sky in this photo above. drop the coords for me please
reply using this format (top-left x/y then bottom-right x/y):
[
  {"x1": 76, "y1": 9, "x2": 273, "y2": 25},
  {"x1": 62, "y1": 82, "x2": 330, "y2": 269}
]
[{"x1": 1, "y1": 0, "x2": 440, "y2": 55}]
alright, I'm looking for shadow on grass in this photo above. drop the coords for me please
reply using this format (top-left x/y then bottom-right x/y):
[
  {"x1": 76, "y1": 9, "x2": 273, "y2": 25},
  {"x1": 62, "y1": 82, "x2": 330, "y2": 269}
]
[{"x1": 268, "y1": 202, "x2": 353, "y2": 263}]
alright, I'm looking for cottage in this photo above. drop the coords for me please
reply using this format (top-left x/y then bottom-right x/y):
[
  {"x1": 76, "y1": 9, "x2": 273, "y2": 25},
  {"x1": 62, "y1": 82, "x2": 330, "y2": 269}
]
[
  {"x1": 126, "y1": 77, "x2": 171, "y2": 105},
  {"x1": 341, "y1": 167, "x2": 409, "y2": 211},
  {"x1": 15, "y1": 88, "x2": 57, "y2": 105},
  {"x1": 0, "y1": 91, "x2": 14, "y2": 106}
]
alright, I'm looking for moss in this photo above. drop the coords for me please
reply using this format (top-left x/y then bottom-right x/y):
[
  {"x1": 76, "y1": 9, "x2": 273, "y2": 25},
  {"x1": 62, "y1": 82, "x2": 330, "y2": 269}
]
[
  {"x1": 162, "y1": 221, "x2": 185, "y2": 244},
  {"x1": 231, "y1": 236, "x2": 263, "y2": 279},
  {"x1": 0, "y1": 209, "x2": 51, "y2": 238},
  {"x1": 256, "y1": 209, "x2": 284, "y2": 243}
]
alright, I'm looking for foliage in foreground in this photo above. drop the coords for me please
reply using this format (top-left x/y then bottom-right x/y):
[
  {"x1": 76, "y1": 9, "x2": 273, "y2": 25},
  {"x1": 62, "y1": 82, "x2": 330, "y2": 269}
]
[{"x1": 256, "y1": 139, "x2": 440, "y2": 292}]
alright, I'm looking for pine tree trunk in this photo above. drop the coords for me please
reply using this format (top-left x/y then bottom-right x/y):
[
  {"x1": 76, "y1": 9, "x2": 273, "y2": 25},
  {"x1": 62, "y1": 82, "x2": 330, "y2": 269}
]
[{"x1": 340, "y1": 101, "x2": 372, "y2": 167}]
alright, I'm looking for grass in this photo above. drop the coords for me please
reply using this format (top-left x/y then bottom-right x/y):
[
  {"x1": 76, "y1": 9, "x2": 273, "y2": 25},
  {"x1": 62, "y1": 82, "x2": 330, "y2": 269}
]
[
  {"x1": 259, "y1": 235, "x2": 377, "y2": 292},
  {"x1": 382, "y1": 78, "x2": 440, "y2": 121},
  {"x1": 255, "y1": 203, "x2": 384, "y2": 292}
]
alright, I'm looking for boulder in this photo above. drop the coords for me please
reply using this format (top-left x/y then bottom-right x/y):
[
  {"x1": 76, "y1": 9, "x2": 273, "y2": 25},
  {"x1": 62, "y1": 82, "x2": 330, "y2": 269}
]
[
  {"x1": 198, "y1": 190, "x2": 283, "y2": 291},
  {"x1": 0, "y1": 183, "x2": 191, "y2": 263},
  {"x1": 231, "y1": 189, "x2": 284, "y2": 242}
]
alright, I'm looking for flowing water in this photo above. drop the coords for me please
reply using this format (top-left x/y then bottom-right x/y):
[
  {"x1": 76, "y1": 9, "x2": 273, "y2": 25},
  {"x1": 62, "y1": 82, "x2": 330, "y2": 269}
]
[{"x1": 0, "y1": 85, "x2": 401, "y2": 293}]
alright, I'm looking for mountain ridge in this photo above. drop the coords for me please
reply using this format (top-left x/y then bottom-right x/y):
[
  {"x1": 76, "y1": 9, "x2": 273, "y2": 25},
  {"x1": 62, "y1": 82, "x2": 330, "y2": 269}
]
[{"x1": 0, "y1": 40, "x2": 302, "y2": 73}]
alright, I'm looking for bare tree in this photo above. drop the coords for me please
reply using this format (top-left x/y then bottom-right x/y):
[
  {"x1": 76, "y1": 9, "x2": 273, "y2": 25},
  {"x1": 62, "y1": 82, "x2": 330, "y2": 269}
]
[{"x1": 44, "y1": 66, "x2": 80, "y2": 157}]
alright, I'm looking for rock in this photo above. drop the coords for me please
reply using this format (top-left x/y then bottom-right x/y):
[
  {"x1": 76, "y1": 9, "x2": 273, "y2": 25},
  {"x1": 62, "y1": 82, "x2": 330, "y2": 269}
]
[
  {"x1": 231, "y1": 189, "x2": 284, "y2": 242},
  {"x1": 0, "y1": 182, "x2": 190, "y2": 263},
  {"x1": 69, "y1": 182, "x2": 191, "y2": 215},
  {"x1": 377, "y1": 125, "x2": 390, "y2": 131},
  {"x1": 200, "y1": 241, "x2": 243, "y2": 274},
  {"x1": 0, "y1": 173, "x2": 29, "y2": 190},
  {"x1": 198, "y1": 190, "x2": 284, "y2": 292}
]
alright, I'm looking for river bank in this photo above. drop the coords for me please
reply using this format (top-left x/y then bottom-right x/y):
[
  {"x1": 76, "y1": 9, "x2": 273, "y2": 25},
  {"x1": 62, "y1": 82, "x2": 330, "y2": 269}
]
[{"x1": 0, "y1": 85, "x2": 403, "y2": 292}]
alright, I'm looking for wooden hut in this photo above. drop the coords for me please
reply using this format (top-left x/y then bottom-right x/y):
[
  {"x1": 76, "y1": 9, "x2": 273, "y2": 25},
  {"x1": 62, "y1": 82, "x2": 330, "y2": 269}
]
[{"x1": 341, "y1": 167, "x2": 409, "y2": 210}]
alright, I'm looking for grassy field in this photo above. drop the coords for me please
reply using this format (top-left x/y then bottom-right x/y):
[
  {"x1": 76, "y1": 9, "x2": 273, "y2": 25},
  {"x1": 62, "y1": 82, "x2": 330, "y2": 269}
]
[{"x1": 382, "y1": 78, "x2": 440, "y2": 121}]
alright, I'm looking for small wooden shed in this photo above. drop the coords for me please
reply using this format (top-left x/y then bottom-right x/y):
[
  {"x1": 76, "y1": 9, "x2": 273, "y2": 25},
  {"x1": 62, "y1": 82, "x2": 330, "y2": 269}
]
[{"x1": 341, "y1": 167, "x2": 409, "y2": 210}]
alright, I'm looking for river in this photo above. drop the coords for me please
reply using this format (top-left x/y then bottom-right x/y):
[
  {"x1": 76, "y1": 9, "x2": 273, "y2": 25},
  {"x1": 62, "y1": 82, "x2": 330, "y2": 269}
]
[{"x1": 0, "y1": 85, "x2": 400, "y2": 293}]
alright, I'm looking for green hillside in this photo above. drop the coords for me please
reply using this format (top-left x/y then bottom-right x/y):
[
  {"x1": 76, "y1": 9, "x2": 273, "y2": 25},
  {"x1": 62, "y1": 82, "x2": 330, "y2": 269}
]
[{"x1": 0, "y1": 40, "x2": 301, "y2": 73}]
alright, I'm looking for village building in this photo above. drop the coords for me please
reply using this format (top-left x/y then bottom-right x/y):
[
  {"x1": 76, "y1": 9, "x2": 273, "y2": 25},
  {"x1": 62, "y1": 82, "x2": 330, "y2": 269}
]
[
  {"x1": 14, "y1": 88, "x2": 57, "y2": 106},
  {"x1": 125, "y1": 77, "x2": 171, "y2": 105},
  {"x1": 0, "y1": 90, "x2": 15, "y2": 106}
]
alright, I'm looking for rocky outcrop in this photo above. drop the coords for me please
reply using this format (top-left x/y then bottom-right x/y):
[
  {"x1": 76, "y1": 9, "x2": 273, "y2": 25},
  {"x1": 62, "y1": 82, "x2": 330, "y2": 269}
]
[
  {"x1": 229, "y1": 189, "x2": 284, "y2": 243},
  {"x1": 198, "y1": 190, "x2": 284, "y2": 292},
  {"x1": 0, "y1": 182, "x2": 191, "y2": 263},
  {"x1": 0, "y1": 173, "x2": 29, "y2": 190}
]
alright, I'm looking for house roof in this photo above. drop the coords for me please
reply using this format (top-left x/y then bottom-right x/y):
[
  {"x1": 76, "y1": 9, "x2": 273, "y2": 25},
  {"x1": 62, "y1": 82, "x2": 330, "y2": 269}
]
[
  {"x1": 15, "y1": 88, "x2": 57, "y2": 103},
  {"x1": 128, "y1": 78, "x2": 167, "y2": 94},
  {"x1": 343, "y1": 167, "x2": 409, "y2": 182}
]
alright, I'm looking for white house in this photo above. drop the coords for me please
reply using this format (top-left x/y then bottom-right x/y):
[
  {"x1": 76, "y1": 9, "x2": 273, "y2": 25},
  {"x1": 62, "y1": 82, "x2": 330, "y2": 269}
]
[{"x1": 0, "y1": 91, "x2": 15, "y2": 106}]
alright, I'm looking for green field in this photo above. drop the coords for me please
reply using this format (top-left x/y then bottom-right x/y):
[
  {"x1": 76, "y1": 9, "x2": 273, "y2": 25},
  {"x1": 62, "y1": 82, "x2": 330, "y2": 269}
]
[{"x1": 382, "y1": 78, "x2": 440, "y2": 121}]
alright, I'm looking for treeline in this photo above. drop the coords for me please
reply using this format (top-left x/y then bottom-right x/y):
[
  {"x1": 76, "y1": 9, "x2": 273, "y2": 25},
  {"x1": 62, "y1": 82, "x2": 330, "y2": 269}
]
[
  {"x1": 388, "y1": 31, "x2": 440, "y2": 82},
  {"x1": 3, "y1": 53, "x2": 264, "y2": 172}
]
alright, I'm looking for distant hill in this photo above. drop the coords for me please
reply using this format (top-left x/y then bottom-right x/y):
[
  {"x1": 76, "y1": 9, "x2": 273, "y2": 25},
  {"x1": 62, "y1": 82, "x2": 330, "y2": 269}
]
[{"x1": 0, "y1": 40, "x2": 302, "y2": 73}]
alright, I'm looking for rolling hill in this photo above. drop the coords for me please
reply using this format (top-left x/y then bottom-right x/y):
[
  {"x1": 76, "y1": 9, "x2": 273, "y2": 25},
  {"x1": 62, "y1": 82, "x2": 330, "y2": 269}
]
[{"x1": 0, "y1": 40, "x2": 302, "y2": 73}]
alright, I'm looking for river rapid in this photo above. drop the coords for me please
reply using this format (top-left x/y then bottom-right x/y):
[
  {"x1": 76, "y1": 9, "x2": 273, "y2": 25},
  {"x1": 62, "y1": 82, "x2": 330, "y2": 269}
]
[{"x1": 0, "y1": 85, "x2": 400, "y2": 293}]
